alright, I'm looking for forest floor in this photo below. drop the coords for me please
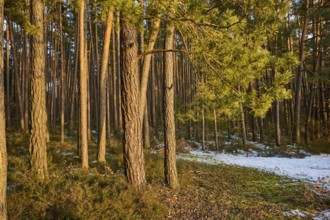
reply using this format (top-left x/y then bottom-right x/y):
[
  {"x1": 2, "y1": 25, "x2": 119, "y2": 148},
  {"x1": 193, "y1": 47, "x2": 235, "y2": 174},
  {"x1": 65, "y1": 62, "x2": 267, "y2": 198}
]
[{"x1": 6, "y1": 130, "x2": 330, "y2": 219}]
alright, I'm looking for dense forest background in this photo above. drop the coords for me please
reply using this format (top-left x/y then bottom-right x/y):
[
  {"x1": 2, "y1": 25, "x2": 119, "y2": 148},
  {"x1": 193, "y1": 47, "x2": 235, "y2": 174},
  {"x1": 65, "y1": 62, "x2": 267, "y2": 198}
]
[{"x1": 0, "y1": 0, "x2": 329, "y2": 219}]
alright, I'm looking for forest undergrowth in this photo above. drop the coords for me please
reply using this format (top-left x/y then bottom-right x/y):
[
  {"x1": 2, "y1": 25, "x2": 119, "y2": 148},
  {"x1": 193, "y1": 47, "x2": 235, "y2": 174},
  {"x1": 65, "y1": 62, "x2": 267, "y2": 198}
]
[{"x1": 6, "y1": 130, "x2": 329, "y2": 219}]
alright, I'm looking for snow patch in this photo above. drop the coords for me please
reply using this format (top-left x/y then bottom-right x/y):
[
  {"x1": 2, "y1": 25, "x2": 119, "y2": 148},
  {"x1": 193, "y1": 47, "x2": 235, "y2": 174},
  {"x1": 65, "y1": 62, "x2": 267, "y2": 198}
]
[
  {"x1": 284, "y1": 209, "x2": 309, "y2": 218},
  {"x1": 283, "y1": 209, "x2": 330, "y2": 220},
  {"x1": 314, "y1": 209, "x2": 330, "y2": 220},
  {"x1": 178, "y1": 150, "x2": 330, "y2": 188}
]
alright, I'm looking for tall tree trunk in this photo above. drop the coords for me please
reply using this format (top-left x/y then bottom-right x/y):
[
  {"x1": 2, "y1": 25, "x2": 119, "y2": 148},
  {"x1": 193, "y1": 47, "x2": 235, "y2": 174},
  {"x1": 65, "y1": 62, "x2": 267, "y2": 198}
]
[
  {"x1": 273, "y1": 69, "x2": 281, "y2": 146},
  {"x1": 251, "y1": 116, "x2": 256, "y2": 142},
  {"x1": 120, "y1": 15, "x2": 146, "y2": 188},
  {"x1": 106, "y1": 61, "x2": 111, "y2": 142},
  {"x1": 294, "y1": 0, "x2": 309, "y2": 144},
  {"x1": 0, "y1": 0, "x2": 7, "y2": 218},
  {"x1": 139, "y1": 18, "x2": 160, "y2": 148},
  {"x1": 97, "y1": 8, "x2": 113, "y2": 162},
  {"x1": 87, "y1": 39, "x2": 91, "y2": 142},
  {"x1": 240, "y1": 103, "x2": 247, "y2": 146},
  {"x1": 164, "y1": 24, "x2": 179, "y2": 189},
  {"x1": 213, "y1": 108, "x2": 218, "y2": 149},
  {"x1": 139, "y1": 17, "x2": 161, "y2": 121},
  {"x1": 257, "y1": 79, "x2": 264, "y2": 143},
  {"x1": 202, "y1": 108, "x2": 205, "y2": 150},
  {"x1": 143, "y1": 106, "x2": 151, "y2": 148},
  {"x1": 151, "y1": 56, "x2": 157, "y2": 128},
  {"x1": 5, "y1": 20, "x2": 10, "y2": 128},
  {"x1": 79, "y1": 0, "x2": 88, "y2": 169},
  {"x1": 69, "y1": 18, "x2": 79, "y2": 132},
  {"x1": 10, "y1": 23, "x2": 24, "y2": 131},
  {"x1": 30, "y1": 0, "x2": 48, "y2": 180},
  {"x1": 116, "y1": 13, "x2": 122, "y2": 135},
  {"x1": 23, "y1": 33, "x2": 29, "y2": 133},
  {"x1": 112, "y1": 28, "x2": 118, "y2": 132},
  {"x1": 60, "y1": 2, "x2": 66, "y2": 143},
  {"x1": 274, "y1": 100, "x2": 281, "y2": 146}
]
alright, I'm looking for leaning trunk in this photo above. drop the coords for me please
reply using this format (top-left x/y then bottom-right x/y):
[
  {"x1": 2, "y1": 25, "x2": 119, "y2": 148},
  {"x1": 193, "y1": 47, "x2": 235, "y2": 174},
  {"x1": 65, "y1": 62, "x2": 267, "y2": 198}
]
[{"x1": 97, "y1": 8, "x2": 113, "y2": 162}]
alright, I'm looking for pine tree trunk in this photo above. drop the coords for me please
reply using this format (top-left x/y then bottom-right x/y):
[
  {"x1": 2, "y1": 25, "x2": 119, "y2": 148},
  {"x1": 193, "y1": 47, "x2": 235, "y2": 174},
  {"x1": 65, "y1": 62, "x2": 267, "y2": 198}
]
[
  {"x1": 240, "y1": 103, "x2": 247, "y2": 146},
  {"x1": 139, "y1": 18, "x2": 161, "y2": 121},
  {"x1": 213, "y1": 108, "x2": 218, "y2": 149},
  {"x1": 5, "y1": 21, "x2": 10, "y2": 128},
  {"x1": 320, "y1": 81, "x2": 328, "y2": 136},
  {"x1": 23, "y1": 33, "x2": 29, "y2": 133},
  {"x1": 79, "y1": 0, "x2": 88, "y2": 169},
  {"x1": 275, "y1": 100, "x2": 281, "y2": 146},
  {"x1": 143, "y1": 105, "x2": 151, "y2": 149},
  {"x1": 60, "y1": 3, "x2": 66, "y2": 143},
  {"x1": 151, "y1": 56, "x2": 157, "y2": 128},
  {"x1": 294, "y1": 0, "x2": 309, "y2": 144},
  {"x1": 164, "y1": 24, "x2": 179, "y2": 189},
  {"x1": 10, "y1": 23, "x2": 25, "y2": 131},
  {"x1": 139, "y1": 18, "x2": 160, "y2": 148},
  {"x1": 106, "y1": 69, "x2": 111, "y2": 143},
  {"x1": 273, "y1": 68, "x2": 281, "y2": 146},
  {"x1": 257, "y1": 79, "x2": 264, "y2": 143},
  {"x1": 116, "y1": 14, "x2": 122, "y2": 135},
  {"x1": 87, "y1": 40, "x2": 91, "y2": 142},
  {"x1": 120, "y1": 16, "x2": 146, "y2": 188},
  {"x1": 97, "y1": 8, "x2": 113, "y2": 162},
  {"x1": 30, "y1": 0, "x2": 48, "y2": 180},
  {"x1": 112, "y1": 28, "x2": 118, "y2": 132},
  {"x1": 69, "y1": 18, "x2": 79, "y2": 132},
  {"x1": 0, "y1": 0, "x2": 7, "y2": 218},
  {"x1": 251, "y1": 116, "x2": 256, "y2": 142}
]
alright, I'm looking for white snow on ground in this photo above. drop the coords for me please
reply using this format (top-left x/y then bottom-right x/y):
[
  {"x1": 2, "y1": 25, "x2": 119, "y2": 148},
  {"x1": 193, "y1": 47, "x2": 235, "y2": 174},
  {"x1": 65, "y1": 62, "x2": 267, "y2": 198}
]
[
  {"x1": 178, "y1": 150, "x2": 330, "y2": 187},
  {"x1": 314, "y1": 209, "x2": 330, "y2": 220},
  {"x1": 284, "y1": 209, "x2": 330, "y2": 220},
  {"x1": 283, "y1": 209, "x2": 309, "y2": 218}
]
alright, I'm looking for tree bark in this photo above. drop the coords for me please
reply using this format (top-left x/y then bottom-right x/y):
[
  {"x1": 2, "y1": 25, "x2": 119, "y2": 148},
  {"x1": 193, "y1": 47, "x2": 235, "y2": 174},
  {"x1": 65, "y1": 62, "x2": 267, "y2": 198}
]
[
  {"x1": 30, "y1": 0, "x2": 48, "y2": 180},
  {"x1": 60, "y1": 2, "x2": 66, "y2": 143},
  {"x1": 202, "y1": 108, "x2": 205, "y2": 150},
  {"x1": 273, "y1": 69, "x2": 281, "y2": 146},
  {"x1": 69, "y1": 17, "x2": 79, "y2": 132},
  {"x1": 143, "y1": 105, "x2": 151, "y2": 149},
  {"x1": 0, "y1": 0, "x2": 7, "y2": 218},
  {"x1": 240, "y1": 102, "x2": 247, "y2": 146},
  {"x1": 10, "y1": 23, "x2": 25, "y2": 131},
  {"x1": 120, "y1": 16, "x2": 146, "y2": 188},
  {"x1": 79, "y1": 0, "x2": 88, "y2": 169},
  {"x1": 116, "y1": 14, "x2": 122, "y2": 135},
  {"x1": 274, "y1": 100, "x2": 281, "y2": 146},
  {"x1": 164, "y1": 24, "x2": 179, "y2": 189},
  {"x1": 294, "y1": 0, "x2": 309, "y2": 144},
  {"x1": 139, "y1": 17, "x2": 161, "y2": 121},
  {"x1": 112, "y1": 28, "x2": 118, "y2": 132},
  {"x1": 5, "y1": 20, "x2": 10, "y2": 128},
  {"x1": 213, "y1": 108, "x2": 218, "y2": 149},
  {"x1": 97, "y1": 7, "x2": 113, "y2": 163}
]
